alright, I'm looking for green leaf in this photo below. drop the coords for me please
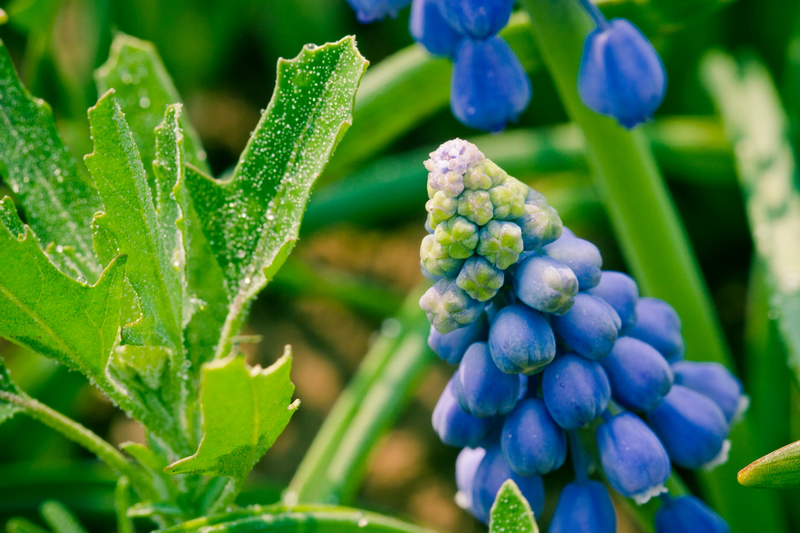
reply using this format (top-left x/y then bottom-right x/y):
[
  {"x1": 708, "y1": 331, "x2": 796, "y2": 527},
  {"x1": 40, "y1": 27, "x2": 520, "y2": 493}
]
[
  {"x1": 5, "y1": 518, "x2": 50, "y2": 533},
  {"x1": 738, "y1": 440, "x2": 800, "y2": 488},
  {"x1": 489, "y1": 480, "x2": 539, "y2": 533},
  {"x1": 95, "y1": 33, "x2": 210, "y2": 181},
  {"x1": 182, "y1": 36, "x2": 368, "y2": 363},
  {"x1": 0, "y1": 40, "x2": 102, "y2": 279},
  {"x1": 165, "y1": 350, "x2": 298, "y2": 479},
  {"x1": 0, "y1": 354, "x2": 21, "y2": 425},
  {"x1": 85, "y1": 91, "x2": 183, "y2": 350},
  {"x1": 40, "y1": 500, "x2": 88, "y2": 533},
  {"x1": 0, "y1": 204, "x2": 126, "y2": 379}
]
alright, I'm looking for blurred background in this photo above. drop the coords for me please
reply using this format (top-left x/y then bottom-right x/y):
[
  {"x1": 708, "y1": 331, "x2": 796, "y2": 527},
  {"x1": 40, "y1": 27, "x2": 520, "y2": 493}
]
[{"x1": 0, "y1": 0, "x2": 799, "y2": 531}]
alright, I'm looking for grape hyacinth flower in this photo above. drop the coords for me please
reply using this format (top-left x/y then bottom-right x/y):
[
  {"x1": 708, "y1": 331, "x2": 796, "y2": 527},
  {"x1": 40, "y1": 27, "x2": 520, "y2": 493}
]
[
  {"x1": 346, "y1": 0, "x2": 412, "y2": 23},
  {"x1": 409, "y1": 0, "x2": 462, "y2": 57},
  {"x1": 419, "y1": 139, "x2": 738, "y2": 531},
  {"x1": 655, "y1": 495, "x2": 731, "y2": 533}
]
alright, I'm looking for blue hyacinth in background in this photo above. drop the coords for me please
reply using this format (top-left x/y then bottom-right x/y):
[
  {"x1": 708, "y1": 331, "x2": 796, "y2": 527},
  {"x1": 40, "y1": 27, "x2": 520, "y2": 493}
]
[
  {"x1": 345, "y1": 0, "x2": 667, "y2": 130},
  {"x1": 421, "y1": 139, "x2": 741, "y2": 532}
]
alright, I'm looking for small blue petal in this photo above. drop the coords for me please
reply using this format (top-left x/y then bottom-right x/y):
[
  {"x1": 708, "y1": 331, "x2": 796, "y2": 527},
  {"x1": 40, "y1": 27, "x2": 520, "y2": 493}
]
[
  {"x1": 488, "y1": 304, "x2": 556, "y2": 374},
  {"x1": 542, "y1": 233, "x2": 603, "y2": 290},
  {"x1": 433, "y1": 378, "x2": 498, "y2": 447},
  {"x1": 428, "y1": 315, "x2": 488, "y2": 365},
  {"x1": 596, "y1": 412, "x2": 670, "y2": 504},
  {"x1": 578, "y1": 18, "x2": 666, "y2": 128},
  {"x1": 454, "y1": 342, "x2": 520, "y2": 417},
  {"x1": 542, "y1": 353, "x2": 610, "y2": 429},
  {"x1": 451, "y1": 36, "x2": 532, "y2": 132},
  {"x1": 551, "y1": 293, "x2": 621, "y2": 360},
  {"x1": 438, "y1": 0, "x2": 513, "y2": 39},
  {"x1": 347, "y1": 0, "x2": 413, "y2": 23},
  {"x1": 655, "y1": 495, "x2": 730, "y2": 533},
  {"x1": 501, "y1": 398, "x2": 567, "y2": 475},
  {"x1": 513, "y1": 255, "x2": 579, "y2": 315},
  {"x1": 549, "y1": 480, "x2": 616, "y2": 533},
  {"x1": 410, "y1": 0, "x2": 463, "y2": 57},
  {"x1": 587, "y1": 271, "x2": 639, "y2": 329},
  {"x1": 624, "y1": 297, "x2": 685, "y2": 362},
  {"x1": 672, "y1": 361, "x2": 747, "y2": 423},
  {"x1": 601, "y1": 336, "x2": 673, "y2": 412}
]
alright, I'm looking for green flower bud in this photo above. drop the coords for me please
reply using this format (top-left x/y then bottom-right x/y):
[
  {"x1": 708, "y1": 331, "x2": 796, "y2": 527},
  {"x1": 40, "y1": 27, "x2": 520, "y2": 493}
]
[
  {"x1": 478, "y1": 220, "x2": 524, "y2": 269},
  {"x1": 426, "y1": 190, "x2": 458, "y2": 228},
  {"x1": 428, "y1": 169, "x2": 465, "y2": 198},
  {"x1": 421, "y1": 234, "x2": 464, "y2": 277},
  {"x1": 515, "y1": 202, "x2": 563, "y2": 250},
  {"x1": 489, "y1": 177, "x2": 528, "y2": 220},
  {"x1": 420, "y1": 278, "x2": 484, "y2": 333},
  {"x1": 457, "y1": 256, "x2": 505, "y2": 301},
  {"x1": 463, "y1": 159, "x2": 507, "y2": 190},
  {"x1": 458, "y1": 190, "x2": 494, "y2": 226},
  {"x1": 434, "y1": 216, "x2": 480, "y2": 259}
]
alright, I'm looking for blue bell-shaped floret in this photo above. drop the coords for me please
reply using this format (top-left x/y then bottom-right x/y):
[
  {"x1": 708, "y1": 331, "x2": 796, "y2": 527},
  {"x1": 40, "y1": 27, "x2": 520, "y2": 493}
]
[
  {"x1": 624, "y1": 297, "x2": 685, "y2": 362},
  {"x1": 501, "y1": 398, "x2": 567, "y2": 475},
  {"x1": 551, "y1": 293, "x2": 621, "y2": 360},
  {"x1": 346, "y1": 0, "x2": 413, "y2": 23},
  {"x1": 578, "y1": 18, "x2": 666, "y2": 128},
  {"x1": 587, "y1": 271, "x2": 639, "y2": 329},
  {"x1": 455, "y1": 447, "x2": 486, "y2": 511},
  {"x1": 470, "y1": 445, "x2": 545, "y2": 524},
  {"x1": 672, "y1": 361, "x2": 748, "y2": 424},
  {"x1": 513, "y1": 255, "x2": 579, "y2": 315},
  {"x1": 549, "y1": 480, "x2": 617, "y2": 533},
  {"x1": 596, "y1": 412, "x2": 670, "y2": 504},
  {"x1": 601, "y1": 337, "x2": 673, "y2": 412},
  {"x1": 451, "y1": 36, "x2": 531, "y2": 132},
  {"x1": 428, "y1": 314, "x2": 488, "y2": 365},
  {"x1": 488, "y1": 304, "x2": 556, "y2": 374},
  {"x1": 433, "y1": 377, "x2": 498, "y2": 447},
  {"x1": 542, "y1": 353, "x2": 610, "y2": 429},
  {"x1": 410, "y1": 0, "x2": 464, "y2": 58},
  {"x1": 454, "y1": 342, "x2": 520, "y2": 417},
  {"x1": 542, "y1": 234, "x2": 603, "y2": 289},
  {"x1": 655, "y1": 495, "x2": 730, "y2": 533},
  {"x1": 646, "y1": 385, "x2": 730, "y2": 470},
  {"x1": 438, "y1": 0, "x2": 513, "y2": 39}
]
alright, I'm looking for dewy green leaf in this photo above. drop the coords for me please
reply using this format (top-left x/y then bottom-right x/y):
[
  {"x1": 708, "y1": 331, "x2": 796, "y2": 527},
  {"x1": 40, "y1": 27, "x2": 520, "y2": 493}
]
[
  {"x1": 183, "y1": 36, "x2": 368, "y2": 362},
  {"x1": 0, "y1": 40, "x2": 102, "y2": 279},
  {"x1": 0, "y1": 200, "x2": 126, "y2": 379},
  {"x1": 165, "y1": 350, "x2": 298, "y2": 479},
  {"x1": 739, "y1": 440, "x2": 800, "y2": 488},
  {"x1": 489, "y1": 480, "x2": 539, "y2": 533},
  {"x1": 95, "y1": 33, "x2": 210, "y2": 182},
  {"x1": 85, "y1": 92, "x2": 183, "y2": 350},
  {"x1": 0, "y1": 354, "x2": 21, "y2": 425}
]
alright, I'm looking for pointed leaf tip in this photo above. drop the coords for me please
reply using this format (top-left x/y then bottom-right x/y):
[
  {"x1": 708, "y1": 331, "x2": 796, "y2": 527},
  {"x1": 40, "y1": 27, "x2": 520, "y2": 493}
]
[{"x1": 489, "y1": 480, "x2": 539, "y2": 533}]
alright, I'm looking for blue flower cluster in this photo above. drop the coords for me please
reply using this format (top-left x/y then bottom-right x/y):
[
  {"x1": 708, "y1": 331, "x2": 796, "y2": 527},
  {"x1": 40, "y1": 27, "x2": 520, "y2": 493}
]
[
  {"x1": 345, "y1": 0, "x2": 667, "y2": 130},
  {"x1": 421, "y1": 139, "x2": 743, "y2": 532}
]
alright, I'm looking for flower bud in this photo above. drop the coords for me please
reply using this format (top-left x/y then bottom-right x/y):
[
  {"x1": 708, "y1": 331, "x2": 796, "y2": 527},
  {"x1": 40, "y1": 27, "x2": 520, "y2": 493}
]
[
  {"x1": 578, "y1": 19, "x2": 666, "y2": 128},
  {"x1": 646, "y1": 385, "x2": 730, "y2": 470},
  {"x1": 434, "y1": 216, "x2": 480, "y2": 259},
  {"x1": 672, "y1": 361, "x2": 748, "y2": 424},
  {"x1": 625, "y1": 298, "x2": 685, "y2": 362},
  {"x1": 346, "y1": 0, "x2": 412, "y2": 23},
  {"x1": 409, "y1": 0, "x2": 463, "y2": 58},
  {"x1": 488, "y1": 304, "x2": 556, "y2": 374},
  {"x1": 515, "y1": 197, "x2": 562, "y2": 251},
  {"x1": 655, "y1": 495, "x2": 730, "y2": 533},
  {"x1": 456, "y1": 256, "x2": 505, "y2": 302},
  {"x1": 477, "y1": 220, "x2": 524, "y2": 269},
  {"x1": 420, "y1": 278, "x2": 484, "y2": 333},
  {"x1": 596, "y1": 412, "x2": 670, "y2": 504},
  {"x1": 426, "y1": 190, "x2": 458, "y2": 227},
  {"x1": 464, "y1": 159, "x2": 506, "y2": 190},
  {"x1": 454, "y1": 342, "x2": 520, "y2": 417},
  {"x1": 428, "y1": 314, "x2": 488, "y2": 365},
  {"x1": 542, "y1": 234, "x2": 603, "y2": 289},
  {"x1": 455, "y1": 447, "x2": 486, "y2": 511},
  {"x1": 587, "y1": 271, "x2": 639, "y2": 329},
  {"x1": 451, "y1": 37, "x2": 532, "y2": 132},
  {"x1": 513, "y1": 255, "x2": 578, "y2": 315},
  {"x1": 425, "y1": 138, "x2": 485, "y2": 176},
  {"x1": 433, "y1": 378, "x2": 498, "y2": 447},
  {"x1": 601, "y1": 337, "x2": 673, "y2": 412},
  {"x1": 489, "y1": 177, "x2": 528, "y2": 220},
  {"x1": 438, "y1": 0, "x2": 513, "y2": 39},
  {"x1": 551, "y1": 293, "x2": 621, "y2": 360},
  {"x1": 420, "y1": 234, "x2": 464, "y2": 277},
  {"x1": 501, "y1": 398, "x2": 567, "y2": 475},
  {"x1": 542, "y1": 353, "x2": 610, "y2": 429},
  {"x1": 428, "y1": 169, "x2": 465, "y2": 198},
  {"x1": 458, "y1": 189, "x2": 494, "y2": 226},
  {"x1": 471, "y1": 445, "x2": 545, "y2": 524},
  {"x1": 549, "y1": 480, "x2": 616, "y2": 533}
]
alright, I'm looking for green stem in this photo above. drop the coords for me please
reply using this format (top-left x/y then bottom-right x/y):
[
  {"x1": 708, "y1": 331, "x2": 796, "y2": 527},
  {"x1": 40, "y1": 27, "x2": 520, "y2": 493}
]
[
  {"x1": 0, "y1": 390, "x2": 158, "y2": 501},
  {"x1": 287, "y1": 287, "x2": 436, "y2": 504}
]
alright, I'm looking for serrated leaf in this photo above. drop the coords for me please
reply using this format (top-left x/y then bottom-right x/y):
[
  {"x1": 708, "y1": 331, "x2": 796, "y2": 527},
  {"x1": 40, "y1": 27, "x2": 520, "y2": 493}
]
[
  {"x1": 738, "y1": 440, "x2": 800, "y2": 488},
  {"x1": 84, "y1": 92, "x2": 182, "y2": 350},
  {"x1": 183, "y1": 36, "x2": 368, "y2": 363},
  {"x1": 0, "y1": 40, "x2": 102, "y2": 279},
  {"x1": 489, "y1": 480, "x2": 539, "y2": 533},
  {"x1": 0, "y1": 204, "x2": 126, "y2": 379},
  {"x1": 165, "y1": 350, "x2": 298, "y2": 479},
  {"x1": 95, "y1": 33, "x2": 210, "y2": 182},
  {"x1": 0, "y1": 353, "x2": 21, "y2": 425}
]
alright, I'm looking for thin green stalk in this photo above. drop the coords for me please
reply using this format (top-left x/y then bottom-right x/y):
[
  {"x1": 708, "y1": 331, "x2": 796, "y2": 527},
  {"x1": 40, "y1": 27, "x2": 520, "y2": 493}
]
[
  {"x1": 520, "y1": 1, "x2": 785, "y2": 531},
  {"x1": 115, "y1": 477, "x2": 135, "y2": 533},
  {"x1": 0, "y1": 390, "x2": 158, "y2": 501},
  {"x1": 287, "y1": 287, "x2": 436, "y2": 504}
]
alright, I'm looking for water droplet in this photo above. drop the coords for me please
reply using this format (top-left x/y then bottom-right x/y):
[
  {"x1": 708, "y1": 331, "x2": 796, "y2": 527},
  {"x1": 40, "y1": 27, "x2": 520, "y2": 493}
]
[
  {"x1": 358, "y1": 519, "x2": 368, "y2": 528},
  {"x1": 139, "y1": 97, "x2": 151, "y2": 108},
  {"x1": 77, "y1": 276, "x2": 87, "y2": 284}
]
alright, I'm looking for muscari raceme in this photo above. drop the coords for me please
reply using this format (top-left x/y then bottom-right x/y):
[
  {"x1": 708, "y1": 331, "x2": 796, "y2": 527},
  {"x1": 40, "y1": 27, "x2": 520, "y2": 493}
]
[
  {"x1": 347, "y1": 0, "x2": 667, "y2": 129},
  {"x1": 419, "y1": 139, "x2": 744, "y2": 529}
]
